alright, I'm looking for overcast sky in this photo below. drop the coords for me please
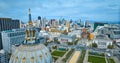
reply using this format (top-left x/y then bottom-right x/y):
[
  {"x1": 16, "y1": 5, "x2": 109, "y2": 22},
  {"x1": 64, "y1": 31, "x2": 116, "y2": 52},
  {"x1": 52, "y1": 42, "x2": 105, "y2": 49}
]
[{"x1": 0, "y1": 0, "x2": 120, "y2": 23}]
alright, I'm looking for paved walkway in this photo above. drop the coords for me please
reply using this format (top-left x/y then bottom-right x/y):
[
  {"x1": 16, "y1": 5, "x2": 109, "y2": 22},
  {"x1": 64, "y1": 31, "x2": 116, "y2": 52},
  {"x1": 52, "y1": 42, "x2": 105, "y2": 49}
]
[
  {"x1": 55, "y1": 49, "x2": 71, "y2": 63},
  {"x1": 69, "y1": 51, "x2": 80, "y2": 63},
  {"x1": 113, "y1": 57, "x2": 120, "y2": 63},
  {"x1": 105, "y1": 54, "x2": 108, "y2": 63},
  {"x1": 83, "y1": 50, "x2": 90, "y2": 63}
]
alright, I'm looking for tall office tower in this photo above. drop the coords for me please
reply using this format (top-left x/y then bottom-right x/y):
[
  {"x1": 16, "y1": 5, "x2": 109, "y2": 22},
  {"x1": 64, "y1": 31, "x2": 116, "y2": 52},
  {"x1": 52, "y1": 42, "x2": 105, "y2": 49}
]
[
  {"x1": 66, "y1": 21, "x2": 70, "y2": 32},
  {"x1": 77, "y1": 19, "x2": 81, "y2": 26},
  {"x1": 85, "y1": 20, "x2": 89, "y2": 28},
  {"x1": 28, "y1": 8, "x2": 32, "y2": 21},
  {"x1": 41, "y1": 17, "x2": 46, "y2": 30},
  {"x1": 79, "y1": 19, "x2": 82, "y2": 26},
  {"x1": 20, "y1": 21, "x2": 25, "y2": 28},
  {"x1": 50, "y1": 19, "x2": 58, "y2": 27},
  {"x1": 59, "y1": 18, "x2": 64, "y2": 25},
  {"x1": 58, "y1": 19, "x2": 61, "y2": 25},
  {"x1": 70, "y1": 19, "x2": 73, "y2": 23},
  {"x1": 37, "y1": 16, "x2": 42, "y2": 27},
  {"x1": 55, "y1": 21, "x2": 59, "y2": 27},
  {"x1": 0, "y1": 18, "x2": 20, "y2": 49},
  {"x1": 61, "y1": 18, "x2": 66, "y2": 25},
  {"x1": 66, "y1": 21, "x2": 70, "y2": 28},
  {"x1": 50, "y1": 19, "x2": 55, "y2": 27}
]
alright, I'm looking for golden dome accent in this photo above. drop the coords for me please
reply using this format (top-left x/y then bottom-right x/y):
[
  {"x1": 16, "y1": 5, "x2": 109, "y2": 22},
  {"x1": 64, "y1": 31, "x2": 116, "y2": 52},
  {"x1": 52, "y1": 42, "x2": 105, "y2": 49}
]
[
  {"x1": 33, "y1": 30, "x2": 36, "y2": 37},
  {"x1": 22, "y1": 57, "x2": 26, "y2": 63},
  {"x1": 89, "y1": 33, "x2": 94, "y2": 40},
  {"x1": 40, "y1": 55, "x2": 42, "y2": 60},
  {"x1": 31, "y1": 57, "x2": 34, "y2": 62},
  {"x1": 28, "y1": 21, "x2": 33, "y2": 26}
]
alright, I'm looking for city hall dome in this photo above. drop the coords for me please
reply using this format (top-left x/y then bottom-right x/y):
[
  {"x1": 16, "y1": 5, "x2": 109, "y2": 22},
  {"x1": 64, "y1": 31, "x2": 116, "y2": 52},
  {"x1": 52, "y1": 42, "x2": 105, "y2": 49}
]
[{"x1": 9, "y1": 44, "x2": 52, "y2": 63}]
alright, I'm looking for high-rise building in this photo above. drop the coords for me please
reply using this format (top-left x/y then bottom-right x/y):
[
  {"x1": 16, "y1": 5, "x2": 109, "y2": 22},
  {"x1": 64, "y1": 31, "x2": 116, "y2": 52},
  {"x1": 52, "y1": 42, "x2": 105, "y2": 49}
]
[
  {"x1": 37, "y1": 16, "x2": 42, "y2": 28},
  {"x1": 1, "y1": 28, "x2": 25, "y2": 53},
  {"x1": 0, "y1": 50, "x2": 8, "y2": 63},
  {"x1": 50, "y1": 19, "x2": 55, "y2": 27},
  {"x1": 66, "y1": 21, "x2": 70, "y2": 28},
  {"x1": 0, "y1": 18, "x2": 20, "y2": 49},
  {"x1": 94, "y1": 22, "x2": 107, "y2": 31},
  {"x1": 70, "y1": 19, "x2": 73, "y2": 24},
  {"x1": 20, "y1": 21, "x2": 25, "y2": 28},
  {"x1": 85, "y1": 20, "x2": 89, "y2": 28},
  {"x1": 41, "y1": 17, "x2": 46, "y2": 30},
  {"x1": 66, "y1": 21, "x2": 70, "y2": 32}
]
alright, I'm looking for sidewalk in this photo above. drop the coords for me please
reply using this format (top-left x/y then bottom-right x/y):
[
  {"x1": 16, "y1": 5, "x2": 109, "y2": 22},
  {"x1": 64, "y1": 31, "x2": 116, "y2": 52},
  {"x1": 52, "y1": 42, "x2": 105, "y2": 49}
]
[
  {"x1": 113, "y1": 57, "x2": 120, "y2": 63},
  {"x1": 55, "y1": 49, "x2": 71, "y2": 63},
  {"x1": 83, "y1": 50, "x2": 90, "y2": 63},
  {"x1": 105, "y1": 54, "x2": 108, "y2": 63}
]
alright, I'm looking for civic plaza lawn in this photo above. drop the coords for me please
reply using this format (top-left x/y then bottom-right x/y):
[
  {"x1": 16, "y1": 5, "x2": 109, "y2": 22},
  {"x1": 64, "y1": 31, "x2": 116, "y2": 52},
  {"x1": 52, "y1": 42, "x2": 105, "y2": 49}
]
[
  {"x1": 88, "y1": 55, "x2": 106, "y2": 63},
  {"x1": 52, "y1": 50, "x2": 66, "y2": 61},
  {"x1": 51, "y1": 50, "x2": 66, "y2": 57},
  {"x1": 107, "y1": 58, "x2": 115, "y2": 63}
]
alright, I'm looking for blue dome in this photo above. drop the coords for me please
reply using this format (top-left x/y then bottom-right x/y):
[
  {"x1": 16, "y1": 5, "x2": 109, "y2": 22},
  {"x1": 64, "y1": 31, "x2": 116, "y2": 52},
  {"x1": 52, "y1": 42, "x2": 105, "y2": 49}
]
[{"x1": 9, "y1": 44, "x2": 52, "y2": 63}]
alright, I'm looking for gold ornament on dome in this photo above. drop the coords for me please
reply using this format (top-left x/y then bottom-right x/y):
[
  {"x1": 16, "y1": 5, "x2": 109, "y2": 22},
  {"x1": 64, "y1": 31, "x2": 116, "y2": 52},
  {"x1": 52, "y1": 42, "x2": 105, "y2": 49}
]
[
  {"x1": 31, "y1": 57, "x2": 34, "y2": 62},
  {"x1": 22, "y1": 57, "x2": 26, "y2": 63},
  {"x1": 40, "y1": 55, "x2": 42, "y2": 60},
  {"x1": 28, "y1": 21, "x2": 33, "y2": 25}
]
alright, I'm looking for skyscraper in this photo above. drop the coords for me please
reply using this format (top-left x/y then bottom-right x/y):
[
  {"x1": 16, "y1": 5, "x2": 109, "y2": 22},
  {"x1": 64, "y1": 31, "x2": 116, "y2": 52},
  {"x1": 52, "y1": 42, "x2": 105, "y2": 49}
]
[
  {"x1": 66, "y1": 21, "x2": 70, "y2": 28},
  {"x1": 0, "y1": 18, "x2": 20, "y2": 49},
  {"x1": 41, "y1": 17, "x2": 46, "y2": 30},
  {"x1": 28, "y1": 8, "x2": 32, "y2": 21},
  {"x1": 66, "y1": 21, "x2": 70, "y2": 32},
  {"x1": 37, "y1": 16, "x2": 42, "y2": 28},
  {"x1": 2, "y1": 28, "x2": 25, "y2": 53}
]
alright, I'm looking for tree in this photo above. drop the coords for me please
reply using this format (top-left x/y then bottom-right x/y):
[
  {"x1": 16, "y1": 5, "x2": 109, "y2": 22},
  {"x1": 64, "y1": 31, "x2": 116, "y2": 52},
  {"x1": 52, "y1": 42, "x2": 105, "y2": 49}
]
[
  {"x1": 92, "y1": 42, "x2": 97, "y2": 48},
  {"x1": 107, "y1": 44, "x2": 114, "y2": 49},
  {"x1": 54, "y1": 40, "x2": 60, "y2": 44},
  {"x1": 67, "y1": 42, "x2": 73, "y2": 45},
  {"x1": 52, "y1": 46, "x2": 57, "y2": 49},
  {"x1": 56, "y1": 41, "x2": 60, "y2": 44}
]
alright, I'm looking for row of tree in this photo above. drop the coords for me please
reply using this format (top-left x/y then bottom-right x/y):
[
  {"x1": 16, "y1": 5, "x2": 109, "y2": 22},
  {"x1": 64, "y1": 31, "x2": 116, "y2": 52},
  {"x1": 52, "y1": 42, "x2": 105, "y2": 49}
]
[{"x1": 92, "y1": 42, "x2": 114, "y2": 49}]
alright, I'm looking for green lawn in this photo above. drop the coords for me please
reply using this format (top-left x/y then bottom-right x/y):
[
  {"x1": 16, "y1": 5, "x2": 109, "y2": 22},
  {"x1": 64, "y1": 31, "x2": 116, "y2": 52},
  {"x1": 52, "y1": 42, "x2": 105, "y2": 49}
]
[
  {"x1": 108, "y1": 58, "x2": 115, "y2": 63},
  {"x1": 52, "y1": 56, "x2": 58, "y2": 62},
  {"x1": 52, "y1": 50, "x2": 66, "y2": 57},
  {"x1": 62, "y1": 49, "x2": 74, "y2": 62},
  {"x1": 88, "y1": 55, "x2": 106, "y2": 63}
]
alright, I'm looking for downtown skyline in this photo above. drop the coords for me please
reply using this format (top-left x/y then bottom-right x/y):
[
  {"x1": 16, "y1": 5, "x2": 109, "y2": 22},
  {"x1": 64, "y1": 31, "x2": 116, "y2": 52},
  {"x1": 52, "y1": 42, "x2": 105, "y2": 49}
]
[{"x1": 0, "y1": 0, "x2": 120, "y2": 23}]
